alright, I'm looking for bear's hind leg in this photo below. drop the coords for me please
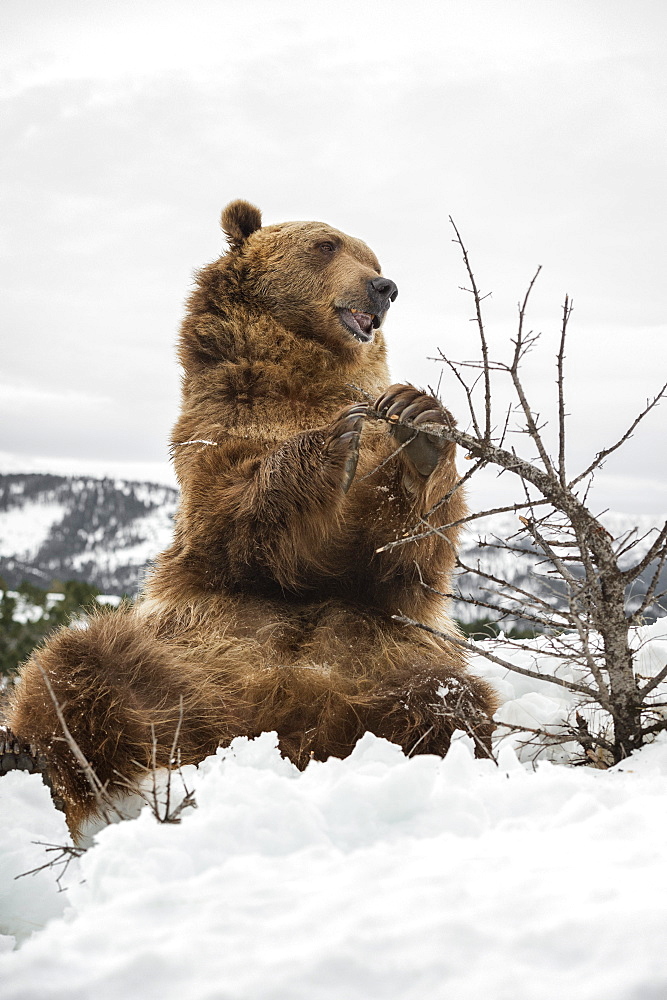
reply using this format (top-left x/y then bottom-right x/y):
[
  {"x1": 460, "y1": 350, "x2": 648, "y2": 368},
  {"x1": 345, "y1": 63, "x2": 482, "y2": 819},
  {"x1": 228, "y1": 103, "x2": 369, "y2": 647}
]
[{"x1": 6, "y1": 609, "x2": 221, "y2": 838}]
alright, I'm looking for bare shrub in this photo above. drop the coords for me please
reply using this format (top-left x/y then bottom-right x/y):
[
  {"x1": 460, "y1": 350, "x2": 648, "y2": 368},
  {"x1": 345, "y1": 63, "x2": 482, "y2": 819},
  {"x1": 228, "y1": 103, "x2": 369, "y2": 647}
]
[{"x1": 372, "y1": 221, "x2": 666, "y2": 765}]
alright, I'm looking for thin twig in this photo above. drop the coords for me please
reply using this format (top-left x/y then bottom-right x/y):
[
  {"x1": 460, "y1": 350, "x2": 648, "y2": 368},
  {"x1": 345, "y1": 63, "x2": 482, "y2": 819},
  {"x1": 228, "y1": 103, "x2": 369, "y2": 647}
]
[
  {"x1": 15, "y1": 842, "x2": 86, "y2": 890},
  {"x1": 449, "y1": 217, "x2": 492, "y2": 440},
  {"x1": 557, "y1": 296, "x2": 572, "y2": 488},
  {"x1": 622, "y1": 520, "x2": 667, "y2": 582},
  {"x1": 375, "y1": 498, "x2": 549, "y2": 554},
  {"x1": 511, "y1": 269, "x2": 556, "y2": 477},
  {"x1": 638, "y1": 660, "x2": 667, "y2": 699},
  {"x1": 569, "y1": 383, "x2": 667, "y2": 490},
  {"x1": 355, "y1": 432, "x2": 418, "y2": 482},
  {"x1": 437, "y1": 351, "x2": 483, "y2": 438}
]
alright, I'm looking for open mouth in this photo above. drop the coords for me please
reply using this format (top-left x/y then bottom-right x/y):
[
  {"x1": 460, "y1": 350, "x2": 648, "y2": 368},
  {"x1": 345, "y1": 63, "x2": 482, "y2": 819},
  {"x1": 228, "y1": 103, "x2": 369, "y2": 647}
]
[{"x1": 337, "y1": 308, "x2": 378, "y2": 343}]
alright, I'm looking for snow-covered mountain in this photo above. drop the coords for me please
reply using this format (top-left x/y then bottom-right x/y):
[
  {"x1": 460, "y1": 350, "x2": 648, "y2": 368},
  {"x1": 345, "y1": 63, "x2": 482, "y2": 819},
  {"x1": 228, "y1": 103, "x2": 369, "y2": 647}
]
[
  {"x1": 455, "y1": 509, "x2": 667, "y2": 624},
  {"x1": 0, "y1": 474, "x2": 178, "y2": 595},
  {"x1": 0, "y1": 473, "x2": 664, "y2": 621}
]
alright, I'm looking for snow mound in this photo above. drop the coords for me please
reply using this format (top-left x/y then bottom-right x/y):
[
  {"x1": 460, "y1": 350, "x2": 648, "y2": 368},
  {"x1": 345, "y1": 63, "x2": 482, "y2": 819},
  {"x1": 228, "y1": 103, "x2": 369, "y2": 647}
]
[
  {"x1": 2, "y1": 728, "x2": 667, "y2": 999},
  {"x1": 0, "y1": 770, "x2": 73, "y2": 948}
]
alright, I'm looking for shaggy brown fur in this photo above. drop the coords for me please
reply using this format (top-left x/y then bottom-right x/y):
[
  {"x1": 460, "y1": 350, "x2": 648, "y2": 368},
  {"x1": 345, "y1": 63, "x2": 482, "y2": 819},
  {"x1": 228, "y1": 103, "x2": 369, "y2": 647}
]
[{"x1": 7, "y1": 201, "x2": 497, "y2": 838}]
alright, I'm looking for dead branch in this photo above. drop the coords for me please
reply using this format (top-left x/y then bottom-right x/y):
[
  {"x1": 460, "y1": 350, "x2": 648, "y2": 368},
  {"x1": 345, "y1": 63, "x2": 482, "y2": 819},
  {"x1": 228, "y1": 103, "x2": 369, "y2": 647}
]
[
  {"x1": 374, "y1": 498, "x2": 550, "y2": 554},
  {"x1": 394, "y1": 614, "x2": 601, "y2": 700},
  {"x1": 422, "y1": 456, "x2": 486, "y2": 519},
  {"x1": 15, "y1": 842, "x2": 86, "y2": 891},
  {"x1": 377, "y1": 222, "x2": 667, "y2": 764},
  {"x1": 638, "y1": 660, "x2": 667, "y2": 700},
  {"x1": 355, "y1": 431, "x2": 418, "y2": 482},
  {"x1": 115, "y1": 699, "x2": 196, "y2": 826},
  {"x1": 510, "y1": 269, "x2": 556, "y2": 478},
  {"x1": 437, "y1": 352, "x2": 485, "y2": 438},
  {"x1": 418, "y1": 561, "x2": 569, "y2": 631},
  {"x1": 557, "y1": 296, "x2": 572, "y2": 488},
  {"x1": 455, "y1": 553, "x2": 572, "y2": 619}
]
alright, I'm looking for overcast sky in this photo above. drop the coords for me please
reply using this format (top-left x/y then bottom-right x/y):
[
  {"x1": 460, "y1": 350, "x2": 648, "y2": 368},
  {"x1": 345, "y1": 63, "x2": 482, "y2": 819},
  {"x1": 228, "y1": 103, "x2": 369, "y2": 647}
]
[{"x1": 1, "y1": 0, "x2": 665, "y2": 516}]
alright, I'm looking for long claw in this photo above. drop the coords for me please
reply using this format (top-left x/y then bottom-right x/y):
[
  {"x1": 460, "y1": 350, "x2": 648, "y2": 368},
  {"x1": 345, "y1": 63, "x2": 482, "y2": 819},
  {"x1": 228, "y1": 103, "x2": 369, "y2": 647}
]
[
  {"x1": 413, "y1": 409, "x2": 443, "y2": 425},
  {"x1": 345, "y1": 403, "x2": 369, "y2": 418},
  {"x1": 340, "y1": 434, "x2": 361, "y2": 492},
  {"x1": 397, "y1": 401, "x2": 426, "y2": 422},
  {"x1": 384, "y1": 393, "x2": 419, "y2": 419}
]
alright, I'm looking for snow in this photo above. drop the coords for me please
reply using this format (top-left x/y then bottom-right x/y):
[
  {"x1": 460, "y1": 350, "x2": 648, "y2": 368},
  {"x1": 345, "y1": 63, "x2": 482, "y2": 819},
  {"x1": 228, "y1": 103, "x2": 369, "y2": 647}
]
[
  {"x1": 0, "y1": 502, "x2": 68, "y2": 559},
  {"x1": 0, "y1": 771, "x2": 73, "y2": 948},
  {"x1": 68, "y1": 502, "x2": 177, "y2": 575},
  {"x1": 4, "y1": 591, "x2": 66, "y2": 626},
  {"x1": 3, "y1": 592, "x2": 121, "y2": 627},
  {"x1": 1, "y1": 622, "x2": 666, "y2": 998}
]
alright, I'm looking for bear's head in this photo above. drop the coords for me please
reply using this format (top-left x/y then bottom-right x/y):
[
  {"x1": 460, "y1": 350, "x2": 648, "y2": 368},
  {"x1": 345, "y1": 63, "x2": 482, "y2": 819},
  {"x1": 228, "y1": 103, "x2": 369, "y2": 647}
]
[{"x1": 219, "y1": 200, "x2": 398, "y2": 355}]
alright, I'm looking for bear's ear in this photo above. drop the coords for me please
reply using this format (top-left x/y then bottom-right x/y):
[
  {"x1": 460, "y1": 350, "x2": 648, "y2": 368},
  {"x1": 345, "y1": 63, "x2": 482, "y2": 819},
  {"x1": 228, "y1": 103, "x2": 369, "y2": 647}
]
[{"x1": 220, "y1": 200, "x2": 262, "y2": 250}]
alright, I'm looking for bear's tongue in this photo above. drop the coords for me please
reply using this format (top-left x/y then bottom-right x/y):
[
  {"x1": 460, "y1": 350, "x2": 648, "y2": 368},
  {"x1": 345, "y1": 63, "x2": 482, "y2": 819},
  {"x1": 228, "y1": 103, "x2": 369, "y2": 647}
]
[{"x1": 339, "y1": 308, "x2": 374, "y2": 342}]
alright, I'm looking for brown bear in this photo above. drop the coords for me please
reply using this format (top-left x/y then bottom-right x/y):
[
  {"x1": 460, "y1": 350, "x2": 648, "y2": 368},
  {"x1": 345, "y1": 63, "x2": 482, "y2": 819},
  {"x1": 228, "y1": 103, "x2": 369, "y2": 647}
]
[{"x1": 6, "y1": 200, "x2": 497, "y2": 838}]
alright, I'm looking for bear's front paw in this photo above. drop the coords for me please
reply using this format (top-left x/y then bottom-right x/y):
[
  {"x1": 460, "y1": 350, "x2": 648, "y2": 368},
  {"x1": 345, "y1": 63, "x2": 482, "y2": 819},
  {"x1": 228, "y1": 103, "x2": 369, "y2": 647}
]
[
  {"x1": 374, "y1": 384, "x2": 453, "y2": 477},
  {"x1": 325, "y1": 402, "x2": 368, "y2": 493}
]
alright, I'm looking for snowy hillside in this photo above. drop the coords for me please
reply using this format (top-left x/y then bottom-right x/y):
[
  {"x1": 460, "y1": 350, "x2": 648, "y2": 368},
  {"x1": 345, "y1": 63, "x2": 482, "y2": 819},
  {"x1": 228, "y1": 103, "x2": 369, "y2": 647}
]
[
  {"x1": 1, "y1": 617, "x2": 667, "y2": 998},
  {"x1": 0, "y1": 472, "x2": 664, "y2": 620},
  {"x1": 0, "y1": 474, "x2": 178, "y2": 595},
  {"x1": 455, "y1": 509, "x2": 667, "y2": 624}
]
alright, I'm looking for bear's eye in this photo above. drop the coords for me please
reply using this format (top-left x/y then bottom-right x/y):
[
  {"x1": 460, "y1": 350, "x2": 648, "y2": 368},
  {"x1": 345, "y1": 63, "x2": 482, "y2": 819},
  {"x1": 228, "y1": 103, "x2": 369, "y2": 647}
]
[{"x1": 317, "y1": 241, "x2": 337, "y2": 255}]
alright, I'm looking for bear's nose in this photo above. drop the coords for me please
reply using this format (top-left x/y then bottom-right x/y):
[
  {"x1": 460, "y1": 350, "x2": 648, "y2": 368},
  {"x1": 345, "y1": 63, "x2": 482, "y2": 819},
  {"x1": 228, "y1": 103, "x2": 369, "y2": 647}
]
[{"x1": 368, "y1": 276, "x2": 398, "y2": 311}]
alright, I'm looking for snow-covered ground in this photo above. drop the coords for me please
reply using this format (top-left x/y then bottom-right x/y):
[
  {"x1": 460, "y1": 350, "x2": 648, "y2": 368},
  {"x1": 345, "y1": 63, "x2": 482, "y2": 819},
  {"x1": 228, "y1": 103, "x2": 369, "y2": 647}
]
[{"x1": 1, "y1": 619, "x2": 666, "y2": 999}]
